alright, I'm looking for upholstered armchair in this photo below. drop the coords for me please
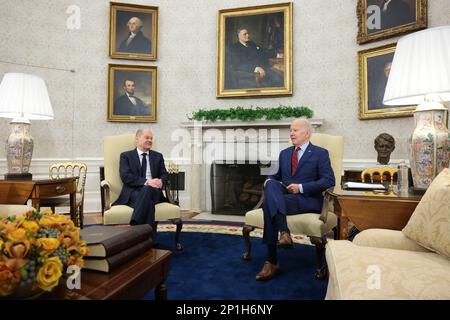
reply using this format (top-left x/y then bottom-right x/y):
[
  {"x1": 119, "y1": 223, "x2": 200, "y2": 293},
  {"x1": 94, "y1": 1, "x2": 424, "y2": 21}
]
[
  {"x1": 101, "y1": 134, "x2": 183, "y2": 250},
  {"x1": 242, "y1": 133, "x2": 344, "y2": 279}
]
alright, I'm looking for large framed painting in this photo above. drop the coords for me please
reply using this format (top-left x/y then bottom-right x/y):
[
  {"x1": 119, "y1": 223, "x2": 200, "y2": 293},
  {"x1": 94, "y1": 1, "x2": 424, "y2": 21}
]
[
  {"x1": 358, "y1": 43, "x2": 416, "y2": 120},
  {"x1": 357, "y1": 0, "x2": 427, "y2": 44},
  {"x1": 217, "y1": 2, "x2": 292, "y2": 98},
  {"x1": 108, "y1": 64, "x2": 157, "y2": 122},
  {"x1": 109, "y1": 2, "x2": 158, "y2": 60}
]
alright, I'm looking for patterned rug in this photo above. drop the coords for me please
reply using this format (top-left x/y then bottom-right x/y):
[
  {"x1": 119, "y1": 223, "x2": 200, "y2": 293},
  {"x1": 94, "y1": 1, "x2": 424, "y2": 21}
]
[{"x1": 158, "y1": 221, "x2": 313, "y2": 246}]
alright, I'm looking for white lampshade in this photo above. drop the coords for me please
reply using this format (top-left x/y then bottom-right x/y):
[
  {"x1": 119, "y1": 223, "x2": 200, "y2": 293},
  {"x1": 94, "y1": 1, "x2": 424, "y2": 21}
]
[
  {"x1": 0, "y1": 73, "x2": 54, "y2": 120},
  {"x1": 383, "y1": 26, "x2": 450, "y2": 106}
]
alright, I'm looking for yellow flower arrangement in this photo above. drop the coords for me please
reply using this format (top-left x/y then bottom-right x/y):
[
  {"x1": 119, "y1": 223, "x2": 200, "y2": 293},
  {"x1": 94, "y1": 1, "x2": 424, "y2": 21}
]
[{"x1": 0, "y1": 209, "x2": 88, "y2": 297}]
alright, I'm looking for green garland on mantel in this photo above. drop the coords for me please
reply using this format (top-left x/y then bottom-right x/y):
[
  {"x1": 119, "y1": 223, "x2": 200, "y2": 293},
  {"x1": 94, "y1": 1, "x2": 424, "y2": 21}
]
[{"x1": 188, "y1": 105, "x2": 313, "y2": 122}]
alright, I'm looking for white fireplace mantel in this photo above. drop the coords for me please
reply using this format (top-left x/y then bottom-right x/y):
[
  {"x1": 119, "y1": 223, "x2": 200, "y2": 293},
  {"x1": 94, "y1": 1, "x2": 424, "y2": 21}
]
[
  {"x1": 180, "y1": 118, "x2": 323, "y2": 212},
  {"x1": 181, "y1": 118, "x2": 323, "y2": 130}
]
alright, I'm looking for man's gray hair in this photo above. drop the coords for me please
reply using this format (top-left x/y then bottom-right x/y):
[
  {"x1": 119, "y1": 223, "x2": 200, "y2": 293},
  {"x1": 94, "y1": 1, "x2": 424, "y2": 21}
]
[
  {"x1": 236, "y1": 27, "x2": 247, "y2": 38},
  {"x1": 128, "y1": 17, "x2": 143, "y2": 29},
  {"x1": 292, "y1": 117, "x2": 312, "y2": 134},
  {"x1": 136, "y1": 128, "x2": 152, "y2": 137}
]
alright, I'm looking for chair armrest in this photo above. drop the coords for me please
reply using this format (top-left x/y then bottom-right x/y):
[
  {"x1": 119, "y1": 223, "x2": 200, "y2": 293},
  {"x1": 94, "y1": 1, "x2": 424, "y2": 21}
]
[
  {"x1": 252, "y1": 192, "x2": 264, "y2": 210},
  {"x1": 164, "y1": 183, "x2": 177, "y2": 205},
  {"x1": 100, "y1": 180, "x2": 111, "y2": 212},
  {"x1": 319, "y1": 187, "x2": 334, "y2": 223}
]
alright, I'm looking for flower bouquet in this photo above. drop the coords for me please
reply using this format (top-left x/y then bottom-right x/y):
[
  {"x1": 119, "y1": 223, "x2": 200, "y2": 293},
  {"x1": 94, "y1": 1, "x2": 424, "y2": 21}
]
[{"x1": 0, "y1": 209, "x2": 88, "y2": 298}]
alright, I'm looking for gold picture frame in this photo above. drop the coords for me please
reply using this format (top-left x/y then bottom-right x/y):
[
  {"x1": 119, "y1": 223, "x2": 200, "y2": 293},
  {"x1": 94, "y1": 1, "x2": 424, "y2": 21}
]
[
  {"x1": 357, "y1": 0, "x2": 427, "y2": 44},
  {"x1": 107, "y1": 64, "x2": 157, "y2": 123},
  {"x1": 109, "y1": 2, "x2": 158, "y2": 61},
  {"x1": 217, "y1": 2, "x2": 293, "y2": 98},
  {"x1": 358, "y1": 43, "x2": 416, "y2": 120}
]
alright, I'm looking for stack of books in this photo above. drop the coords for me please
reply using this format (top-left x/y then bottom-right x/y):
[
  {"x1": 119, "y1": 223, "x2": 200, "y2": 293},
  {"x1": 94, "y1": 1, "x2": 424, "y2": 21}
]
[{"x1": 80, "y1": 225, "x2": 153, "y2": 272}]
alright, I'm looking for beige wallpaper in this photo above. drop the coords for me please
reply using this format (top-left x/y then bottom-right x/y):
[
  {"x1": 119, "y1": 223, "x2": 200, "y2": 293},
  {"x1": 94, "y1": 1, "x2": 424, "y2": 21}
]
[{"x1": 1, "y1": 0, "x2": 450, "y2": 162}]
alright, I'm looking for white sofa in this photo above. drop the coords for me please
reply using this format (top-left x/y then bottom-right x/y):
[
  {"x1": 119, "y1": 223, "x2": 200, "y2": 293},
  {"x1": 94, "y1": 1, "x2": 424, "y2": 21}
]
[{"x1": 325, "y1": 169, "x2": 450, "y2": 300}]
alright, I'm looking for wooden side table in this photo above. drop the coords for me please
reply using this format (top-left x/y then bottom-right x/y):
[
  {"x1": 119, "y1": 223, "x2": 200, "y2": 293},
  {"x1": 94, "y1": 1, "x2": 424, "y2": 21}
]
[
  {"x1": 327, "y1": 188, "x2": 422, "y2": 240},
  {"x1": 0, "y1": 178, "x2": 77, "y2": 225}
]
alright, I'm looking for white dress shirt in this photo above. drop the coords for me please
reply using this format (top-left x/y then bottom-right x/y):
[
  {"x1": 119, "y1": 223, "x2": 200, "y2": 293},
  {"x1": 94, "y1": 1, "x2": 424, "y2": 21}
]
[{"x1": 136, "y1": 148, "x2": 152, "y2": 181}]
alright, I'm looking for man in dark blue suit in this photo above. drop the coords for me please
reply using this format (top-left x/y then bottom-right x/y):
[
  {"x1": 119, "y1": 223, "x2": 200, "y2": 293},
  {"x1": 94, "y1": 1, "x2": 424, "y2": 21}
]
[
  {"x1": 256, "y1": 118, "x2": 335, "y2": 281},
  {"x1": 112, "y1": 128, "x2": 169, "y2": 237},
  {"x1": 113, "y1": 79, "x2": 151, "y2": 116}
]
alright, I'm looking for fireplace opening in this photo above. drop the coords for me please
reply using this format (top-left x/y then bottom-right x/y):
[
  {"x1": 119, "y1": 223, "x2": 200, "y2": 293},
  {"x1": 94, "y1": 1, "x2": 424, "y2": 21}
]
[{"x1": 210, "y1": 161, "x2": 271, "y2": 215}]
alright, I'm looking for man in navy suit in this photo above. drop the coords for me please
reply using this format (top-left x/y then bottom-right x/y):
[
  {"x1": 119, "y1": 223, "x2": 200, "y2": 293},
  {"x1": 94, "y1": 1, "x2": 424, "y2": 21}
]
[
  {"x1": 113, "y1": 79, "x2": 151, "y2": 116},
  {"x1": 112, "y1": 128, "x2": 169, "y2": 237},
  {"x1": 256, "y1": 118, "x2": 335, "y2": 281}
]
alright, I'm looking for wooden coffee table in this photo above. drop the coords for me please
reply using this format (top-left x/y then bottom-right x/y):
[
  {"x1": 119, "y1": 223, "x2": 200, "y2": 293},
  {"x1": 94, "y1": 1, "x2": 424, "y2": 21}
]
[{"x1": 42, "y1": 249, "x2": 171, "y2": 300}]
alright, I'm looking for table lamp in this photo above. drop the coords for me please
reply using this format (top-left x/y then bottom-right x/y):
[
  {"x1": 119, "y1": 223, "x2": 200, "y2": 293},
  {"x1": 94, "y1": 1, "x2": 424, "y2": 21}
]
[
  {"x1": 0, "y1": 73, "x2": 54, "y2": 180},
  {"x1": 383, "y1": 26, "x2": 450, "y2": 191}
]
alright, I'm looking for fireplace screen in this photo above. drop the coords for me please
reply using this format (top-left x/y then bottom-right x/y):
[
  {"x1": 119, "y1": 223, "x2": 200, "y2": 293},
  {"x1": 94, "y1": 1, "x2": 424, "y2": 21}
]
[{"x1": 210, "y1": 161, "x2": 271, "y2": 215}]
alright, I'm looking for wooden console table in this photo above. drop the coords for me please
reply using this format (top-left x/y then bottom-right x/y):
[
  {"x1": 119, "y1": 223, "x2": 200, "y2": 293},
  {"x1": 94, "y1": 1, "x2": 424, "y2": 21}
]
[
  {"x1": 42, "y1": 249, "x2": 171, "y2": 300},
  {"x1": 0, "y1": 178, "x2": 77, "y2": 224},
  {"x1": 327, "y1": 188, "x2": 422, "y2": 240}
]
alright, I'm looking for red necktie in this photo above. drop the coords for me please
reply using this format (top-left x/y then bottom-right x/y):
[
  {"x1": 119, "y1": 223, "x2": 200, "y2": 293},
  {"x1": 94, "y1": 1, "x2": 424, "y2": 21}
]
[{"x1": 291, "y1": 147, "x2": 300, "y2": 176}]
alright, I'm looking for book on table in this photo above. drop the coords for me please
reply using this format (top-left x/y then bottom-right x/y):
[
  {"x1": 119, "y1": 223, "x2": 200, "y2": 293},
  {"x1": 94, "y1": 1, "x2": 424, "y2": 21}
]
[
  {"x1": 82, "y1": 239, "x2": 153, "y2": 272},
  {"x1": 343, "y1": 182, "x2": 386, "y2": 190},
  {"x1": 80, "y1": 224, "x2": 152, "y2": 258}
]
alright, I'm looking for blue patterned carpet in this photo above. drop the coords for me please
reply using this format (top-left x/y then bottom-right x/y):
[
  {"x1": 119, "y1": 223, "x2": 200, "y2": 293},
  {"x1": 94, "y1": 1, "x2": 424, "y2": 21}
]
[{"x1": 144, "y1": 230, "x2": 327, "y2": 300}]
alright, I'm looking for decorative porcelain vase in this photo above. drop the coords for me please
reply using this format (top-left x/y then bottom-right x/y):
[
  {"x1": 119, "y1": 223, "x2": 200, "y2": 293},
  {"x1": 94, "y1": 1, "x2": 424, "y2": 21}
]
[
  {"x1": 410, "y1": 108, "x2": 449, "y2": 190},
  {"x1": 5, "y1": 119, "x2": 34, "y2": 174}
]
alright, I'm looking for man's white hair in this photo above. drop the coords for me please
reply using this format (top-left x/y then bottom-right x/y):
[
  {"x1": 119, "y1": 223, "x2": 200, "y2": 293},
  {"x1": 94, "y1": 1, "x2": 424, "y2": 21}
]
[
  {"x1": 128, "y1": 17, "x2": 143, "y2": 28},
  {"x1": 292, "y1": 117, "x2": 312, "y2": 134}
]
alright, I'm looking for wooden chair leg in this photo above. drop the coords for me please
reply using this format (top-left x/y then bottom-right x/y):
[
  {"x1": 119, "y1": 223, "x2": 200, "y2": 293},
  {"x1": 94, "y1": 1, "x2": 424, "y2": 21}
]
[
  {"x1": 170, "y1": 218, "x2": 183, "y2": 251},
  {"x1": 241, "y1": 225, "x2": 255, "y2": 261},
  {"x1": 79, "y1": 205, "x2": 84, "y2": 229},
  {"x1": 310, "y1": 236, "x2": 328, "y2": 280}
]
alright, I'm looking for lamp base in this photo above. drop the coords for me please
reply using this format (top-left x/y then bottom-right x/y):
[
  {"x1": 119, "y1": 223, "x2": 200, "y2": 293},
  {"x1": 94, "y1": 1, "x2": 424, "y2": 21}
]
[{"x1": 4, "y1": 173, "x2": 32, "y2": 180}]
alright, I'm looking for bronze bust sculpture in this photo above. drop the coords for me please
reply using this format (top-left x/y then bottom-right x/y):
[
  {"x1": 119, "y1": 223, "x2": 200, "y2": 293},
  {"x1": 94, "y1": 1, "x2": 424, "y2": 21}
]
[{"x1": 374, "y1": 133, "x2": 395, "y2": 165}]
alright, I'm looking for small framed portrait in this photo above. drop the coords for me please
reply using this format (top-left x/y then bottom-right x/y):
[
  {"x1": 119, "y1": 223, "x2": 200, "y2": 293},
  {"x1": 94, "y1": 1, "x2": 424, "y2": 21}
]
[
  {"x1": 357, "y1": 0, "x2": 427, "y2": 44},
  {"x1": 217, "y1": 2, "x2": 292, "y2": 98},
  {"x1": 107, "y1": 64, "x2": 157, "y2": 122},
  {"x1": 358, "y1": 43, "x2": 416, "y2": 120},
  {"x1": 109, "y1": 2, "x2": 158, "y2": 60}
]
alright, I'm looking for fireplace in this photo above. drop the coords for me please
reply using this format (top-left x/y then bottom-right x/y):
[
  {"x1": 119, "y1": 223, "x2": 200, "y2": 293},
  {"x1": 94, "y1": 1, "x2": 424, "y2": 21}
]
[{"x1": 210, "y1": 161, "x2": 271, "y2": 215}]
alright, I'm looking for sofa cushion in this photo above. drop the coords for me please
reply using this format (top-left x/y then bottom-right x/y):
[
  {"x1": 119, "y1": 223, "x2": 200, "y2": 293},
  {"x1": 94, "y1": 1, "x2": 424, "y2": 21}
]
[
  {"x1": 103, "y1": 202, "x2": 180, "y2": 225},
  {"x1": 325, "y1": 240, "x2": 450, "y2": 300},
  {"x1": 353, "y1": 229, "x2": 430, "y2": 252},
  {"x1": 402, "y1": 168, "x2": 450, "y2": 258}
]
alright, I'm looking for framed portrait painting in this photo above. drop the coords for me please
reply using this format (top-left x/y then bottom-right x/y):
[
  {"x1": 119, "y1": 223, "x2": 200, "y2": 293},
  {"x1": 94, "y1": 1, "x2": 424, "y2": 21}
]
[
  {"x1": 358, "y1": 43, "x2": 416, "y2": 120},
  {"x1": 107, "y1": 64, "x2": 157, "y2": 123},
  {"x1": 109, "y1": 2, "x2": 158, "y2": 60},
  {"x1": 357, "y1": 0, "x2": 427, "y2": 44},
  {"x1": 217, "y1": 2, "x2": 292, "y2": 98}
]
